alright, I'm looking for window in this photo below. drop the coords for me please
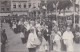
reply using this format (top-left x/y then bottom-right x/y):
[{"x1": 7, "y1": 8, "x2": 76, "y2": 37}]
[
  {"x1": 1, "y1": 8, "x2": 5, "y2": 11},
  {"x1": 18, "y1": 3, "x2": 21, "y2": 8},
  {"x1": 1, "y1": 1, "x2": 8, "y2": 6},
  {"x1": 33, "y1": 3, "x2": 36, "y2": 8},
  {"x1": 28, "y1": 3, "x2": 31, "y2": 8},
  {"x1": 18, "y1": 5, "x2": 21, "y2": 8},
  {"x1": 24, "y1": 4, "x2": 26, "y2": 8},
  {"x1": 38, "y1": 3, "x2": 40, "y2": 7},
  {"x1": 7, "y1": 8, "x2": 9, "y2": 11},
  {"x1": 1, "y1": 2, "x2": 4, "y2": 4},
  {"x1": 13, "y1": 5, "x2": 16, "y2": 8}
]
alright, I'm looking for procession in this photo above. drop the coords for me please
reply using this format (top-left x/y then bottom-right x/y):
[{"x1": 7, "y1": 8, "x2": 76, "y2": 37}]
[{"x1": 0, "y1": 0, "x2": 80, "y2": 52}]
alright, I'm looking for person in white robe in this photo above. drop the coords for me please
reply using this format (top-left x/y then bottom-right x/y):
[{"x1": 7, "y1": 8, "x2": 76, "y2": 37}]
[
  {"x1": 62, "y1": 27, "x2": 74, "y2": 51},
  {"x1": 53, "y1": 28, "x2": 61, "y2": 52}
]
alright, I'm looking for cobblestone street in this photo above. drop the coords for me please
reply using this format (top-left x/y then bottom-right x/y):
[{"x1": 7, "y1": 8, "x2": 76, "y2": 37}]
[{"x1": 2, "y1": 23, "x2": 28, "y2": 52}]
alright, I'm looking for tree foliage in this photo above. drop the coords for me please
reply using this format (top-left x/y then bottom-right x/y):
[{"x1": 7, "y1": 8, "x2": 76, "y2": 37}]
[{"x1": 47, "y1": 0, "x2": 72, "y2": 11}]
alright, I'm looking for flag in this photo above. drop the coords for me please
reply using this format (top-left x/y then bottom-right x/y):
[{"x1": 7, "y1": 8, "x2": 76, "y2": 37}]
[
  {"x1": 53, "y1": 3, "x2": 56, "y2": 8},
  {"x1": 56, "y1": 1, "x2": 59, "y2": 7}
]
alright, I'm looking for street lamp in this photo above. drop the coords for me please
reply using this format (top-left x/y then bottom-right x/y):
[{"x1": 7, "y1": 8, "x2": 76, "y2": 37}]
[{"x1": 53, "y1": 0, "x2": 59, "y2": 25}]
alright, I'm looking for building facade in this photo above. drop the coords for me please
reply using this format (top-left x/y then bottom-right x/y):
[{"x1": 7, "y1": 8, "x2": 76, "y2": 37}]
[
  {"x1": 0, "y1": 0, "x2": 11, "y2": 16},
  {"x1": 0, "y1": 0, "x2": 11, "y2": 13},
  {"x1": 11, "y1": 0, "x2": 29, "y2": 16},
  {"x1": 28, "y1": 0, "x2": 41, "y2": 18}
]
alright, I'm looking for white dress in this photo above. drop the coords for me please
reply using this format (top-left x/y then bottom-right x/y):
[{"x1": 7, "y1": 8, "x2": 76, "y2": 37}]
[
  {"x1": 26, "y1": 33, "x2": 36, "y2": 48},
  {"x1": 36, "y1": 37, "x2": 48, "y2": 52}
]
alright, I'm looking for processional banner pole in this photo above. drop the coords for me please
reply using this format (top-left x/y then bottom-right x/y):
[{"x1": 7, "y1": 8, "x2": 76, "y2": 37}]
[{"x1": 73, "y1": 0, "x2": 76, "y2": 29}]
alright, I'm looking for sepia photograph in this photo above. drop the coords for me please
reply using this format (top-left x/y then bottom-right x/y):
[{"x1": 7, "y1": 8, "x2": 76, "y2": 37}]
[{"x1": 0, "y1": 0, "x2": 80, "y2": 52}]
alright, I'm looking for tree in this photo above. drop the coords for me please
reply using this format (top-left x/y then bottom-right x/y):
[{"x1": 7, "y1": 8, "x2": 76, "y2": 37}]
[
  {"x1": 47, "y1": 0, "x2": 72, "y2": 13},
  {"x1": 57, "y1": 0, "x2": 72, "y2": 14}
]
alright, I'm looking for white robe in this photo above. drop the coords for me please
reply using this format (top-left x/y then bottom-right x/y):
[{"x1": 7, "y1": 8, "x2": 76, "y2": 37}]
[
  {"x1": 62, "y1": 31, "x2": 74, "y2": 51},
  {"x1": 53, "y1": 31, "x2": 61, "y2": 51}
]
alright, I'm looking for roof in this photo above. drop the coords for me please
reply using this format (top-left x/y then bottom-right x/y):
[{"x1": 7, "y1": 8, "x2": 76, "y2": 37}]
[
  {"x1": 12, "y1": 0, "x2": 28, "y2": 1},
  {"x1": 0, "y1": 0, "x2": 10, "y2": 1},
  {"x1": 0, "y1": 0, "x2": 29, "y2": 1}
]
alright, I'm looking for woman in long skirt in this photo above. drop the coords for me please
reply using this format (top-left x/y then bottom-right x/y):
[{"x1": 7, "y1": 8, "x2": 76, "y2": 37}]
[{"x1": 26, "y1": 28, "x2": 37, "y2": 52}]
